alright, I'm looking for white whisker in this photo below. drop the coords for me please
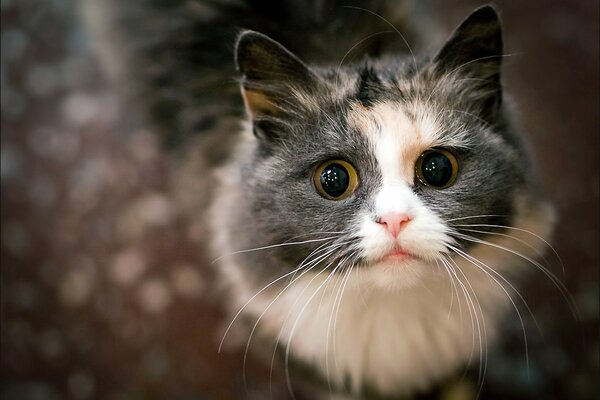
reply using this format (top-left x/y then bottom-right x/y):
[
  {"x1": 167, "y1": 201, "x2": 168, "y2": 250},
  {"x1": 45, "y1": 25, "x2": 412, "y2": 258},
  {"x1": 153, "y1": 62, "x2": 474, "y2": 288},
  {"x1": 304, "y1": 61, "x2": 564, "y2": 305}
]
[
  {"x1": 451, "y1": 232, "x2": 578, "y2": 318},
  {"x1": 453, "y1": 223, "x2": 565, "y2": 274},
  {"x1": 212, "y1": 236, "x2": 337, "y2": 264},
  {"x1": 219, "y1": 238, "x2": 340, "y2": 353},
  {"x1": 449, "y1": 244, "x2": 531, "y2": 383}
]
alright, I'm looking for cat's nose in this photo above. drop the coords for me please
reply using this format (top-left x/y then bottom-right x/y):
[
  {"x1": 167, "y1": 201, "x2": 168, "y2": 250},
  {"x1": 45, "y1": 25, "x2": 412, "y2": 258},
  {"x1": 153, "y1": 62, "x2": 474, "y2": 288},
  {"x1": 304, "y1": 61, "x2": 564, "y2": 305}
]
[{"x1": 376, "y1": 213, "x2": 412, "y2": 238}]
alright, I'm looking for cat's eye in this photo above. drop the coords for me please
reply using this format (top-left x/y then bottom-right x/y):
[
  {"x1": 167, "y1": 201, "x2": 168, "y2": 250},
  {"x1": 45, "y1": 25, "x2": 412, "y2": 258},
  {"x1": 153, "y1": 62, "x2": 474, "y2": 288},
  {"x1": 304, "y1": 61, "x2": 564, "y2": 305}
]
[
  {"x1": 314, "y1": 160, "x2": 358, "y2": 200},
  {"x1": 415, "y1": 149, "x2": 459, "y2": 189}
]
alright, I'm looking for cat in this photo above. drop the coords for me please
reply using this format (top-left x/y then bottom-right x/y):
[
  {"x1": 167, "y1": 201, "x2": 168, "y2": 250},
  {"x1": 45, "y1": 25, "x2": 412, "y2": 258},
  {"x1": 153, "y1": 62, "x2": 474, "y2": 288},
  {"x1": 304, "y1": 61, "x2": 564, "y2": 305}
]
[{"x1": 85, "y1": 1, "x2": 557, "y2": 399}]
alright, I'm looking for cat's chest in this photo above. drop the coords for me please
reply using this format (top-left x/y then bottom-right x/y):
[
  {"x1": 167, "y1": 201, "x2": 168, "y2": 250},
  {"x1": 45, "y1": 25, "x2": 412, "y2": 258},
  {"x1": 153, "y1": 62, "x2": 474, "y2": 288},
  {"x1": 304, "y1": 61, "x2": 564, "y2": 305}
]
[{"x1": 247, "y1": 271, "x2": 502, "y2": 397}]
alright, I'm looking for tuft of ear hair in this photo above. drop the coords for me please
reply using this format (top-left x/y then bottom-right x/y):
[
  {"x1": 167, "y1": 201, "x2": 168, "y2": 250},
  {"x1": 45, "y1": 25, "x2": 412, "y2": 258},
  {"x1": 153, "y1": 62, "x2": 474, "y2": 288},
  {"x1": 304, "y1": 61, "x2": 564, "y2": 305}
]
[{"x1": 235, "y1": 30, "x2": 321, "y2": 119}]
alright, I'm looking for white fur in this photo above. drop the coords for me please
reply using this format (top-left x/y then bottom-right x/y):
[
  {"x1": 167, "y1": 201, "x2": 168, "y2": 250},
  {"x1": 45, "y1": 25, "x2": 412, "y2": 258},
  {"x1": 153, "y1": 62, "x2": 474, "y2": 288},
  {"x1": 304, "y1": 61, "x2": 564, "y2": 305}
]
[{"x1": 210, "y1": 104, "x2": 555, "y2": 398}]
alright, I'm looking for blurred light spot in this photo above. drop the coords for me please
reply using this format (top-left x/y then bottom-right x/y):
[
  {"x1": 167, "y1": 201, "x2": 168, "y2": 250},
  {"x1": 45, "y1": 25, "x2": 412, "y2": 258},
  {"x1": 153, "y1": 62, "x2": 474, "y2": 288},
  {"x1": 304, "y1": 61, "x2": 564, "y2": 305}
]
[
  {"x1": 136, "y1": 194, "x2": 175, "y2": 225},
  {"x1": 68, "y1": 157, "x2": 112, "y2": 209},
  {"x1": 141, "y1": 347, "x2": 170, "y2": 380},
  {"x1": 0, "y1": 145, "x2": 22, "y2": 181},
  {"x1": 58, "y1": 268, "x2": 94, "y2": 308},
  {"x1": 37, "y1": 330, "x2": 64, "y2": 360},
  {"x1": 29, "y1": 126, "x2": 80, "y2": 162},
  {"x1": 68, "y1": 371, "x2": 95, "y2": 400},
  {"x1": 26, "y1": 64, "x2": 60, "y2": 97},
  {"x1": 171, "y1": 265, "x2": 205, "y2": 298},
  {"x1": 109, "y1": 249, "x2": 146, "y2": 285},
  {"x1": 118, "y1": 194, "x2": 175, "y2": 239},
  {"x1": 138, "y1": 279, "x2": 172, "y2": 314},
  {"x1": 61, "y1": 93, "x2": 100, "y2": 127}
]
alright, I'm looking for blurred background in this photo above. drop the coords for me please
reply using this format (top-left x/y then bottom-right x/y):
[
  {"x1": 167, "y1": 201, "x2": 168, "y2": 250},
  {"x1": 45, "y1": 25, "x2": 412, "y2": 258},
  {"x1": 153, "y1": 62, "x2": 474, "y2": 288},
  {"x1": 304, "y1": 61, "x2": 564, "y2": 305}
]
[{"x1": 1, "y1": 0, "x2": 598, "y2": 399}]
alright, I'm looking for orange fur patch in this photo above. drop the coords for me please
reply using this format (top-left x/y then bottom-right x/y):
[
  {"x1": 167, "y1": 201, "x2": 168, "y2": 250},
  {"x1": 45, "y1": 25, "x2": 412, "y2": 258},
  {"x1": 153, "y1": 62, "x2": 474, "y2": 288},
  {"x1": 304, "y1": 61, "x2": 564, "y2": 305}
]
[{"x1": 348, "y1": 102, "x2": 440, "y2": 183}]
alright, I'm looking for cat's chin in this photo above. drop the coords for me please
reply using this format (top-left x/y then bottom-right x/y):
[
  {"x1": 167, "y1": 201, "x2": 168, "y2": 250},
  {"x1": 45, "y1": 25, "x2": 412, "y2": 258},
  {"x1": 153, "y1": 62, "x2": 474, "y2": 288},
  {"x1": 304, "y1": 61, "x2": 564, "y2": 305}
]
[{"x1": 362, "y1": 257, "x2": 433, "y2": 291}]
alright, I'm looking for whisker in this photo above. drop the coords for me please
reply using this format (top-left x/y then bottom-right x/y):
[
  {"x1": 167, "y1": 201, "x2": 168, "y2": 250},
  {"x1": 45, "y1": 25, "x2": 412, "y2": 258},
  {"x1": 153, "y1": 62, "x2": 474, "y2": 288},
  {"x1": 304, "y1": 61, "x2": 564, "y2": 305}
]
[
  {"x1": 444, "y1": 214, "x2": 507, "y2": 223},
  {"x1": 449, "y1": 244, "x2": 533, "y2": 382},
  {"x1": 452, "y1": 223, "x2": 565, "y2": 275},
  {"x1": 245, "y1": 243, "x2": 347, "y2": 389},
  {"x1": 450, "y1": 232, "x2": 579, "y2": 318},
  {"x1": 329, "y1": 256, "x2": 356, "y2": 382},
  {"x1": 335, "y1": 30, "x2": 394, "y2": 75},
  {"x1": 267, "y1": 240, "x2": 359, "y2": 393},
  {"x1": 458, "y1": 227, "x2": 553, "y2": 273},
  {"x1": 435, "y1": 258, "x2": 460, "y2": 319},
  {"x1": 283, "y1": 257, "x2": 349, "y2": 399},
  {"x1": 212, "y1": 236, "x2": 337, "y2": 263},
  {"x1": 445, "y1": 53, "x2": 520, "y2": 79},
  {"x1": 342, "y1": 6, "x2": 419, "y2": 74},
  {"x1": 443, "y1": 254, "x2": 487, "y2": 386},
  {"x1": 219, "y1": 238, "x2": 340, "y2": 352},
  {"x1": 324, "y1": 252, "x2": 356, "y2": 395},
  {"x1": 242, "y1": 239, "x2": 350, "y2": 355}
]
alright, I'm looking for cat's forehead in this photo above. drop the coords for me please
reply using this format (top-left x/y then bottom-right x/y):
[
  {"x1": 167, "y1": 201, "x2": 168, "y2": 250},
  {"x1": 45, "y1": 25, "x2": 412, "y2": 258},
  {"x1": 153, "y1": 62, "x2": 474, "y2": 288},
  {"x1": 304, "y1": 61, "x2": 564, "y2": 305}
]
[{"x1": 346, "y1": 101, "x2": 445, "y2": 183}]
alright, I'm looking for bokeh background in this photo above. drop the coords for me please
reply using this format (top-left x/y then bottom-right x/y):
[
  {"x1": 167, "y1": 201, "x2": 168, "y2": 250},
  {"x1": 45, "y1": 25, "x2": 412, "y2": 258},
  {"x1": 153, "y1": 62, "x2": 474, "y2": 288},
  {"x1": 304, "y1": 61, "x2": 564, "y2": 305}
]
[{"x1": 1, "y1": 0, "x2": 598, "y2": 399}]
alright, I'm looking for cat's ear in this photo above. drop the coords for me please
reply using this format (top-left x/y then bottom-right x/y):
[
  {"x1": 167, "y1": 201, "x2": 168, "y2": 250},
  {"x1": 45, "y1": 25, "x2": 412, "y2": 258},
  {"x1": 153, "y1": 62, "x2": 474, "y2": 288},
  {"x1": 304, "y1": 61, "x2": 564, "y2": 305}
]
[
  {"x1": 433, "y1": 6, "x2": 503, "y2": 105},
  {"x1": 235, "y1": 31, "x2": 320, "y2": 120}
]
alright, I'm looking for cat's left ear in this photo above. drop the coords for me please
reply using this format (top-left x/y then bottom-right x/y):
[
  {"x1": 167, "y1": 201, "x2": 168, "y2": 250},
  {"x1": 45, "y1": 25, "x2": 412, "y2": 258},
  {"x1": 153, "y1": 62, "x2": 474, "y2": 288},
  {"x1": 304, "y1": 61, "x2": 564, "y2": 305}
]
[
  {"x1": 433, "y1": 6, "x2": 503, "y2": 106},
  {"x1": 235, "y1": 31, "x2": 321, "y2": 122}
]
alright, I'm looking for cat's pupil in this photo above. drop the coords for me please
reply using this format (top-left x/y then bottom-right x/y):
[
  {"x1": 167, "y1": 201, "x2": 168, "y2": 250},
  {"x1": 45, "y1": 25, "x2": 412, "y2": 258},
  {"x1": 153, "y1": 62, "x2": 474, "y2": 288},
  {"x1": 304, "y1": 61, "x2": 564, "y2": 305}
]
[
  {"x1": 320, "y1": 163, "x2": 350, "y2": 198},
  {"x1": 421, "y1": 151, "x2": 453, "y2": 187}
]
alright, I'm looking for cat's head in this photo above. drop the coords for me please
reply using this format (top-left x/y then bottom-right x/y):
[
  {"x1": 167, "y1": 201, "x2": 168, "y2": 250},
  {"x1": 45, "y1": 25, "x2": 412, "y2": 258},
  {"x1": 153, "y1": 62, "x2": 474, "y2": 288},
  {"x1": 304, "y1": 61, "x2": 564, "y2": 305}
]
[{"x1": 215, "y1": 6, "x2": 552, "y2": 291}]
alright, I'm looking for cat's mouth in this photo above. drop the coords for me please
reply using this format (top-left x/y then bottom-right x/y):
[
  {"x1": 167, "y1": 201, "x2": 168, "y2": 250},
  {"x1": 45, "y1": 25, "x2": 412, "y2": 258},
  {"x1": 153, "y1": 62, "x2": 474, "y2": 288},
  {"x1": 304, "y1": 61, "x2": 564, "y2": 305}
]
[{"x1": 380, "y1": 245, "x2": 415, "y2": 263}]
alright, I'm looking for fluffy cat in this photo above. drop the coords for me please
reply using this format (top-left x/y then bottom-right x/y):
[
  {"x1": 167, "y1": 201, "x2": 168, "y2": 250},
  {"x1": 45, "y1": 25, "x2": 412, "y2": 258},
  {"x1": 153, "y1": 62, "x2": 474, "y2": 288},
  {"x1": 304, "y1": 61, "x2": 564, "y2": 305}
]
[{"x1": 86, "y1": 1, "x2": 557, "y2": 399}]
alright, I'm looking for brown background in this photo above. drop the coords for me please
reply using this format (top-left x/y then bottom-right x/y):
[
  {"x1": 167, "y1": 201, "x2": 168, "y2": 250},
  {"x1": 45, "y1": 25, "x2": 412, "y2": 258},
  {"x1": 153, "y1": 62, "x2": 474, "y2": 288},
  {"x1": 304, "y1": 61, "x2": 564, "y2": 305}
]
[{"x1": 1, "y1": 0, "x2": 598, "y2": 399}]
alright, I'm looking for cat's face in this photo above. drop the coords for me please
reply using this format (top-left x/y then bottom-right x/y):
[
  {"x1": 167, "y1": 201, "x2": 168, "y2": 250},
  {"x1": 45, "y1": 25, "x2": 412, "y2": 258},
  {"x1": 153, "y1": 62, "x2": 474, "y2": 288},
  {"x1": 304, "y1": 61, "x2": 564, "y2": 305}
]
[{"x1": 220, "y1": 6, "x2": 530, "y2": 290}]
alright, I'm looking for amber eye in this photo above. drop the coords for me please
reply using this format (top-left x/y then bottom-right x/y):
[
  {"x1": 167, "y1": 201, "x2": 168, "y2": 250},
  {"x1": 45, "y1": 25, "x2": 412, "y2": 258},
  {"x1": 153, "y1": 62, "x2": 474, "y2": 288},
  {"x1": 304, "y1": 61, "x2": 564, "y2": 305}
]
[
  {"x1": 415, "y1": 149, "x2": 459, "y2": 188},
  {"x1": 314, "y1": 160, "x2": 359, "y2": 200}
]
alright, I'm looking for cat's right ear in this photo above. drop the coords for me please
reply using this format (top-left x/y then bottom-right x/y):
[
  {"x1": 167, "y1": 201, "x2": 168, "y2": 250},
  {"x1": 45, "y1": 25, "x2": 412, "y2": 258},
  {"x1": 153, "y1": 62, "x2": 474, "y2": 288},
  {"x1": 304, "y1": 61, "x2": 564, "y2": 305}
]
[{"x1": 235, "y1": 31, "x2": 321, "y2": 122}]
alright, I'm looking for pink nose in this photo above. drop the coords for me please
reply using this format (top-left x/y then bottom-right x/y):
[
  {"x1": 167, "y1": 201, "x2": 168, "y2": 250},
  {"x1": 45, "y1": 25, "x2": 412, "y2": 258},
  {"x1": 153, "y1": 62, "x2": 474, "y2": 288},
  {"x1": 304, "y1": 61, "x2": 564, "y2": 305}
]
[{"x1": 376, "y1": 213, "x2": 411, "y2": 238}]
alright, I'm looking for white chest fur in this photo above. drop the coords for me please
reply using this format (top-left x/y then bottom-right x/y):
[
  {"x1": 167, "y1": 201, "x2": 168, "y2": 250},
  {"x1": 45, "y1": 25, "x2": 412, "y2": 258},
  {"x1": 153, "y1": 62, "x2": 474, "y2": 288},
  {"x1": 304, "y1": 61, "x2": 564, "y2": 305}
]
[{"x1": 241, "y1": 258, "x2": 506, "y2": 397}]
